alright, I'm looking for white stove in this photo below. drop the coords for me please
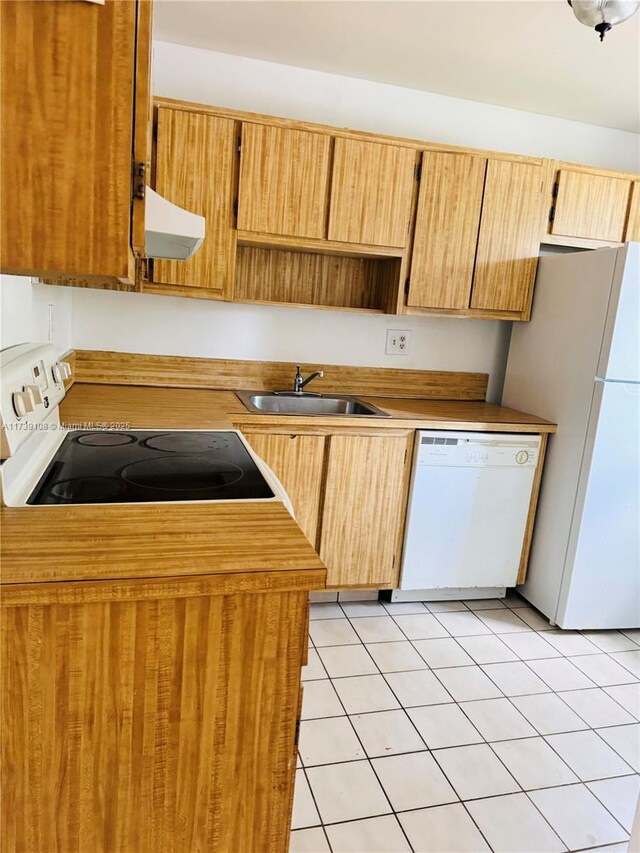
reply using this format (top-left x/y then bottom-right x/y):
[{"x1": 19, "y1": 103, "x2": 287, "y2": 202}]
[{"x1": 1, "y1": 343, "x2": 291, "y2": 510}]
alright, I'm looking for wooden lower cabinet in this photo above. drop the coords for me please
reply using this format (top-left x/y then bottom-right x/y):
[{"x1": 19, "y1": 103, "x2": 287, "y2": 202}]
[
  {"x1": 242, "y1": 428, "x2": 411, "y2": 588},
  {"x1": 243, "y1": 431, "x2": 326, "y2": 547},
  {"x1": 1, "y1": 577, "x2": 310, "y2": 853},
  {"x1": 319, "y1": 433, "x2": 409, "y2": 587}
]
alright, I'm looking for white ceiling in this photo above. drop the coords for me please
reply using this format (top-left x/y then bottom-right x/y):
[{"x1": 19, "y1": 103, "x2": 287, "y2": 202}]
[{"x1": 153, "y1": 0, "x2": 640, "y2": 133}]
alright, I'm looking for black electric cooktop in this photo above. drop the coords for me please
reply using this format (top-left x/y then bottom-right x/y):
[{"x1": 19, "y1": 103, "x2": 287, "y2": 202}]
[{"x1": 28, "y1": 430, "x2": 275, "y2": 505}]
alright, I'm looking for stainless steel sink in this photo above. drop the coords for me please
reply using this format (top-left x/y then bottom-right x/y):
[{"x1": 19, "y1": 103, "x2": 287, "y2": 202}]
[{"x1": 236, "y1": 391, "x2": 389, "y2": 417}]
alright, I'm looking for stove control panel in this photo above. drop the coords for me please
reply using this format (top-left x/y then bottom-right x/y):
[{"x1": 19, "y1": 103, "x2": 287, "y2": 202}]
[{"x1": 0, "y1": 343, "x2": 70, "y2": 459}]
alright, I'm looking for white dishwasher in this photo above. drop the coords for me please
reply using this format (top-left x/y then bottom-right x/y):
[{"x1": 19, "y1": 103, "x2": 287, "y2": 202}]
[{"x1": 392, "y1": 430, "x2": 542, "y2": 601}]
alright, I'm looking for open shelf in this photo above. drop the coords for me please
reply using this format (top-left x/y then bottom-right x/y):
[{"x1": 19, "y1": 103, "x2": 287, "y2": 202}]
[{"x1": 235, "y1": 245, "x2": 401, "y2": 313}]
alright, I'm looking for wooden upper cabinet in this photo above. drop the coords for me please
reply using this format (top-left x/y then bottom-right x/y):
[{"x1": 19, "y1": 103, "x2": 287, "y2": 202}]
[
  {"x1": 319, "y1": 433, "x2": 408, "y2": 588},
  {"x1": 153, "y1": 108, "x2": 237, "y2": 298},
  {"x1": 241, "y1": 432, "x2": 326, "y2": 548},
  {"x1": 328, "y1": 138, "x2": 416, "y2": 247},
  {"x1": 625, "y1": 182, "x2": 640, "y2": 241},
  {"x1": 0, "y1": 0, "x2": 151, "y2": 283},
  {"x1": 471, "y1": 159, "x2": 543, "y2": 314},
  {"x1": 237, "y1": 124, "x2": 331, "y2": 239},
  {"x1": 551, "y1": 170, "x2": 631, "y2": 242},
  {"x1": 408, "y1": 152, "x2": 486, "y2": 310}
]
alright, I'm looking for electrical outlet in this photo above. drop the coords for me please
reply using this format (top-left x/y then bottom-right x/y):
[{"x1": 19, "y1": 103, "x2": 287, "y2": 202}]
[{"x1": 385, "y1": 329, "x2": 411, "y2": 356}]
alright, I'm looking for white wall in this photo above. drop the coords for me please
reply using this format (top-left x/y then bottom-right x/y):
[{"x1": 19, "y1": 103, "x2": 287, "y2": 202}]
[
  {"x1": 71, "y1": 287, "x2": 511, "y2": 399},
  {"x1": 0, "y1": 275, "x2": 72, "y2": 354},
  {"x1": 152, "y1": 42, "x2": 640, "y2": 172},
  {"x1": 4, "y1": 42, "x2": 638, "y2": 402}
]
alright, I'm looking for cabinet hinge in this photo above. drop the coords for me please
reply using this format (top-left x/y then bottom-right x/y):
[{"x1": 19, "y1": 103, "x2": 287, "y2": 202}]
[
  {"x1": 237, "y1": 136, "x2": 242, "y2": 155},
  {"x1": 415, "y1": 162, "x2": 422, "y2": 181},
  {"x1": 233, "y1": 199, "x2": 239, "y2": 219},
  {"x1": 404, "y1": 278, "x2": 410, "y2": 296},
  {"x1": 552, "y1": 181, "x2": 559, "y2": 199},
  {"x1": 152, "y1": 122, "x2": 158, "y2": 143},
  {"x1": 132, "y1": 161, "x2": 146, "y2": 200},
  {"x1": 549, "y1": 206, "x2": 556, "y2": 224},
  {"x1": 294, "y1": 718, "x2": 301, "y2": 749}
]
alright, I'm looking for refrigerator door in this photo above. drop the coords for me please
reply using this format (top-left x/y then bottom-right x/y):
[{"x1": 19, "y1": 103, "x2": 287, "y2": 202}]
[
  {"x1": 557, "y1": 379, "x2": 640, "y2": 629},
  {"x1": 598, "y1": 243, "x2": 640, "y2": 382}
]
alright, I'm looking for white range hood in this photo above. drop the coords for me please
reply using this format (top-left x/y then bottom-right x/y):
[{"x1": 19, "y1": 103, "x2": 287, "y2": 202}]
[{"x1": 145, "y1": 187, "x2": 205, "y2": 261}]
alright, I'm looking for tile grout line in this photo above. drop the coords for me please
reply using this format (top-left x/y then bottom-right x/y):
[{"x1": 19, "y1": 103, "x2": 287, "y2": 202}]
[
  {"x1": 302, "y1": 598, "x2": 638, "y2": 850},
  {"x1": 302, "y1": 635, "x2": 419, "y2": 852}
]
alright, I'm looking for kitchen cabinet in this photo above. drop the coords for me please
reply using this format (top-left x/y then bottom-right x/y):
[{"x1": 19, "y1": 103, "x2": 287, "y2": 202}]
[
  {"x1": 328, "y1": 138, "x2": 417, "y2": 247},
  {"x1": 408, "y1": 152, "x2": 486, "y2": 310},
  {"x1": 550, "y1": 169, "x2": 631, "y2": 242},
  {"x1": 408, "y1": 155, "x2": 542, "y2": 318},
  {"x1": 471, "y1": 159, "x2": 543, "y2": 315},
  {"x1": 1, "y1": 572, "x2": 314, "y2": 852},
  {"x1": 320, "y1": 433, "x2": 409, "y2": 587},
  {"x1": 625, "y1": 181, "x2": 640, "y2": 241},
  {"x1": 152, "y1": 107, "x2": 237, "y2": 299},
  {"x1": 242, "y1": 428, "x2": 411, "y2": 588},
  {"x1": 238, "y1": 124, "x2": 331, "y2": 239},
  {"x1": 242, "y1": 431, "x2": 326, "y2": 546},
  {"x1": 0, "y1": 0, "x2": 151, "y2": 284}
]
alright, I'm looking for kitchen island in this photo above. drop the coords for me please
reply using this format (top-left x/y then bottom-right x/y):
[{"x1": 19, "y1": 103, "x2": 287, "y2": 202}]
[{"x1": 0, "y1": 381, "x2": 325, "y2": 852}]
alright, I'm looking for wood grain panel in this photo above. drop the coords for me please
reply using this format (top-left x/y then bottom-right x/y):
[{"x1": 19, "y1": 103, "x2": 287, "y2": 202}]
[
  {"x1": 130, "y1": 0, "x2": 153, "y2": 258},
  {"x1": 153, "y1": 108, "x2": 237, "y2": 297},
  {"x1": 69, "y1": 350, "x2": 489, "y2": 401},
  {"x1": 471, "y1": 159, "x2": 543, "y2": 314},
  {"x1": 625, "y1": 181, "x2": 640, "y2": 241},
  {"x1": 408, "y1": 152, "x2": 486, "y2": 309},
  {"x1": 552, "y1": 169, "x2": 631, "y2": 242},
  {"x1": 328, "y1": 138, "x2": 417, "y2": 247},
  {"x1": 243, "y1": 432, "x2": 326, "y2": 547},
  {"x1": 1, "y1": 0, "x2": 137, "y2": 280},
  {"x1": 1, "y1": 588, "x2": 308, "y2": 852},
  {"x1": 154, "y1": 98, "x2": 546, "y2": 166},
  {"x1": 0, "y1": 502, "x2": 324, "y2": 585},
  {"x1": 238, "y1": 124, "x2": 331, "y2": 239},
  {"x1": 235, "y1": 246, "x2": 396, "y2": 311},
  {"x1": 319, "y1": 433, "x2": 410, "y2": 587},
  {"x1": 236, "y1": 229, "x2": 403, "y2": 259}
]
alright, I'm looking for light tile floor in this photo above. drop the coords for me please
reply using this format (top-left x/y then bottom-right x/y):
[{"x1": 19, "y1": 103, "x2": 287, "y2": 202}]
[{"x1": 291, "y1": 593, "x2": 640, "y2": 853}]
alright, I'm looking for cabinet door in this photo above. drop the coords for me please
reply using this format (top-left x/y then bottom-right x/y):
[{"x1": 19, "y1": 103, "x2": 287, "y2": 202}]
[
  {"x1": 471, "y1": 159, "x2": 542, "y2": 314},
  {"x1": 237, "y1": 124, "x2": 331, "y2": 239},
  {"x1": 408, "y1": 152, "x2": 486, "y2": 309},
  {"x1": 243, "y1": 432, "x2": 326, "y2": 547},
  {"x1": 551, "y1": 170, "x2": 631, "y2": 242},
  {"x1": 319, "y1": 434, "x2": 408, "y2": 587},
  {"x1": 1, "y1": 0, "x2": 142, "y2": 281},
  {"x1": 153, "y1": 108, "x2": 237, "y2": 298},
  {"x1": 625, "y1": 181, "x2": 640, "y2": 241},
  {"x1": 328, "y1": 138, "x2": 416, "y2": 247}
]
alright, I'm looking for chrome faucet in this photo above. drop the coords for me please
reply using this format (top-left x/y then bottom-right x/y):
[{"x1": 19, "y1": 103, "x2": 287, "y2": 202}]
[{"x1": 293, "y1": 365, "x2": 324, "y2": 394}]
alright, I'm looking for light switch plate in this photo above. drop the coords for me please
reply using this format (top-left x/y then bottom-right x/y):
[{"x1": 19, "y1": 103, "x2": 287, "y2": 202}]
[{"x1": 385, "y1": 329, "x2": 411, "y2": 355}]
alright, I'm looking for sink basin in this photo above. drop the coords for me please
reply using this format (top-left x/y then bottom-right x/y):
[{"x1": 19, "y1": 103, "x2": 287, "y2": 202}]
[{"x1": 236, "y1": 391, "x2": 389, "y2": 417}]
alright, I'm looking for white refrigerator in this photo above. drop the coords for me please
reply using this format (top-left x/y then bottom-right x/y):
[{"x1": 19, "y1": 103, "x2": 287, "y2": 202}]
[{"x1": 503, "y1": 243, "x2": 640, "y2": 629}]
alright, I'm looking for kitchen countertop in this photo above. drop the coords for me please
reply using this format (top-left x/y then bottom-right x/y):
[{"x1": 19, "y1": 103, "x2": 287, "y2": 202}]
[
  {"x1": 58, "y1": 383, "x2": 557, "y2": 433},
  {"x1": 1, "y1": 381, "x2": 555, "y2": 587}
]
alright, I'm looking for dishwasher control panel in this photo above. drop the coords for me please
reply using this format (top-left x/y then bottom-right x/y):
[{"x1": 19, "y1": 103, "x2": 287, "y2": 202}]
[{"x1": 417, "y1": 431, "x2": 540, "y2": 468}]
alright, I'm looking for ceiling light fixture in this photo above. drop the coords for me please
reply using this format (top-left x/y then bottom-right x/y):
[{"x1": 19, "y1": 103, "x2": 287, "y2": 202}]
[{"x1": 567, "y1": 0, "x2": 640, "y2": 40}]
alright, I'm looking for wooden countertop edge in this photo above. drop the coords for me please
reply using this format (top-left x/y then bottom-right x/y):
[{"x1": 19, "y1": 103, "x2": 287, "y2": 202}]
[
  {"x1": 1, "y1": 501, "x2": 326, "y2": 587},
  {"x1": 0, "y1": 567, "x2": 327, "y2": 603}
]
